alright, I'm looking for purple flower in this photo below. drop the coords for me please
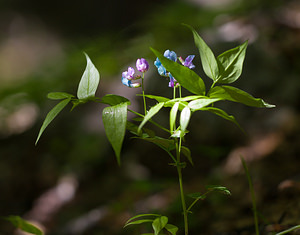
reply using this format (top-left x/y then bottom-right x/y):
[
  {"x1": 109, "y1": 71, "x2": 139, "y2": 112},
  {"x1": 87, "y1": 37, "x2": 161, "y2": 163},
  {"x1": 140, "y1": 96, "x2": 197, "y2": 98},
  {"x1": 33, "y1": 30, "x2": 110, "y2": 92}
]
[
  {"x1": 122, "y1": 67, "x2": 140, "y2": 88},
  {"x1": 164, "y1": 50, "x2": 177, "y2": 62},
  {"x1": 136, "y1": 58, "x2": 149, "y2": 73},
  {"x1": 122, "y1": 67, "x2": 135, "y2": 80},
  {"x1": 179, "y1": 55, "x2": 195, "y2": 69}
]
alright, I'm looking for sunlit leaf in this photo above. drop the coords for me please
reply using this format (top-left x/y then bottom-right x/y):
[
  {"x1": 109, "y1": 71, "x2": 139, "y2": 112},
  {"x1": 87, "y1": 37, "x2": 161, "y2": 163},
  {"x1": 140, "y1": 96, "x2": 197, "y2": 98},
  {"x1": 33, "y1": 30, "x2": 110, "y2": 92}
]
[
  {"x1": 101, "y1": 94, "x2": 130, "y2": 106},
  {"x1": 102, "y1": 102, "x2": 127, "y2": 165},
  {"x1": 4, "y1": 216, "x2": 43, "y2": 235},
  {"x1": 165, "y1": 224, "x2": 178, "y2": 235},
  {"x1": 180, "y1": 106, "x2": 191, "y2": 133},
  {"x1": 170, "y1": 102, "x2": 179, "y2": 131},
  {"x1": 35, "y1": 98, "x2": 71, "y2": 145},
  {"x1": 77, "y1": 53, "x2": 100, "y2": 99},
  {"x1": 209, "y1": 86, "x2": 275, "y2": 108},
  {"x1": 142, "y1": 94, "x2": 170, "y2": 103},
  {"x1": 138, "y1": 102, "x2": 165, "y2": 133},
  {"x1": 152, "y1": 216, "x2": 168, "y2": 235},
  {"x1": 151, "y1": 48, "x2": 206, "y2": 95},
  {"x1": 188, "y1": 98, "x2": 221, "y2": 111},
  {"x1": 124, "y1": 214, "x2": 160, "y2": 227},
  {"x1": 217, "y1": 41, "x2": 248, "y2": 84},
  {"x1": 183, "y1": 24, "x2": 219, "y2": 81},
  {"x1": 47, "y1": 92, "x2": 74, "y2": 100}
]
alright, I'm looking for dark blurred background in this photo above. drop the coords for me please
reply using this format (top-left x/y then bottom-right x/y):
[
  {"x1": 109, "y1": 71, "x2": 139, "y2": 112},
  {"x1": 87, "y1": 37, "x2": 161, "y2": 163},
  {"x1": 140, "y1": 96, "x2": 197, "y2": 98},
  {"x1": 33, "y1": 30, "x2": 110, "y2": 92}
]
[{"x1": 1, "y1": 0, "x2": 300, "y2": 234}]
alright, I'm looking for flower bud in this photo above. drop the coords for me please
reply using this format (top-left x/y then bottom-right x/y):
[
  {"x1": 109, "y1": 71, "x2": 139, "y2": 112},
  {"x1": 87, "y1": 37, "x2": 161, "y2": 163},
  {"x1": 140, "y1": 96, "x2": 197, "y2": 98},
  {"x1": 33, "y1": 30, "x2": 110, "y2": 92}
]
[{"x1": 136, "y1": 58, "x2": 149, "y2": 73}]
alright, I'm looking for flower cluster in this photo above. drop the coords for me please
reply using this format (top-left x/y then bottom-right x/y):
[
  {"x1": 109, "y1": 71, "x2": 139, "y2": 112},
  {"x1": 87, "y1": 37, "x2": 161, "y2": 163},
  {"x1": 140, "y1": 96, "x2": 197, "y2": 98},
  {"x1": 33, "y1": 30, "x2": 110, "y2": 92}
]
[
  {"x1": 122, "y1": 58, "x2": 149, "y2": 88},
  {"x1": 154, "y1": 50, "x2": 195, "y2": 88}
]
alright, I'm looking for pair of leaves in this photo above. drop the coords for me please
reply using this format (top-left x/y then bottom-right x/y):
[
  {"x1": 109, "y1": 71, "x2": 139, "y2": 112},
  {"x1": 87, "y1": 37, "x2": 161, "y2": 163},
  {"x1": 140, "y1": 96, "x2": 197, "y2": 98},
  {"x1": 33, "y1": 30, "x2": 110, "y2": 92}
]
[
  {"x1": 124, "y1": 214, "x2": 178, "y2": 235},
  {"x1": 36, "y1": 53, "x2": 100, "y2": 144},
  {"x1": 3, "y1": 216, "x2": 43, "y2": 235},
  {"x1": 184, "y1": 24, "x2": 248, "y2": 84}
]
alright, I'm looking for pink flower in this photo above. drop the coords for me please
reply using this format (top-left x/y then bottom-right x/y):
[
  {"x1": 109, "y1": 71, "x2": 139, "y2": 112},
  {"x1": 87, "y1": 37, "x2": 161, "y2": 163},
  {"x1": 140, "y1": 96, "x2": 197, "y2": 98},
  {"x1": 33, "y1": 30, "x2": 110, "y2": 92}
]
[{"x1": 136, "y1": 58, "x2": 149, "y2": 73}]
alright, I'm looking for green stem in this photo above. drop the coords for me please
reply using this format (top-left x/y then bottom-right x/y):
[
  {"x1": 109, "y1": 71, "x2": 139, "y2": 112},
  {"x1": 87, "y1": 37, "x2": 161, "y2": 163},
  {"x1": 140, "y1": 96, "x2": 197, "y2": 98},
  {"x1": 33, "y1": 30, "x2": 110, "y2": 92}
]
[
  {"x1": 127, "y1": 109, "x2": 170, "y2": 134},
  {"x1": 176, "y1": 137, "x2": 188, "y2": 235},
  {"x1": 241, "y1": 157, "x2": 259, "y2": 235},
  {"x1": 141, "y1": 73, "x2": 147, "y2": 115}
]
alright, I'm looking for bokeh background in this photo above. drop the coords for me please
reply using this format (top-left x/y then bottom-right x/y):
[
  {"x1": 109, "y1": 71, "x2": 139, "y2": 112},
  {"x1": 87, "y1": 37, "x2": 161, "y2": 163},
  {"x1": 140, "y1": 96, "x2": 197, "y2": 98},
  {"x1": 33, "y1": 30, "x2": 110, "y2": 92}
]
[{"x1": 1, "y1": 0, "x2": 300, "y2": 234}]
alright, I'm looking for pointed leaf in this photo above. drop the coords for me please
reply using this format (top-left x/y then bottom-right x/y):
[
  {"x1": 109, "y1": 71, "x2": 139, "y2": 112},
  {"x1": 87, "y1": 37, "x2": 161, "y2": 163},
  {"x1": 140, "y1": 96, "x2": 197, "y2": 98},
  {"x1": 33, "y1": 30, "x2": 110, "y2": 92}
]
[
  {"x1": 152, "y1": 216, "x2": 168, "y2": 235},
  {"x1": 4, "y1": 216, "x2": 43, "y2": 235},
  {"x1": 188, "y1": 98, "x2": 221, "y2": 111},
  {"x1": 183, "y1": 24, "x2": 219, "y2": 81},
  {"x1": 47, "y1": 92, "x2": 74, "y2": 100},
  {"x1": 209, "y1": 86, "x2": 275, "y2": 108},
  {"x1": 206, "y1": 185, "x2": 231, "y2": 195},
  {"x1": 77, "y1": 53, "x2": 100, "y2": 99},
  {"x1": 138, "y1": 102, "x2": 165, "y2": 133},
  {"x1": 170, "y1": 102, "x2": 179, "y2": 132},
  {"x1": 151, "y1": 48, "x2": 206, "y2": 95},
  {"x1": 200, "y1": 107, "x2": 242, "y2": 130},
  {"x1": 36, "y1": 98, "x2": 71, "y2": 145},
  {"x1": 217, "y1": 41, "x2": 248, "y2": 84},
  {"x1": 102, "y1": 102, "x2": 127, "y2": 165},
  {"x1": 143, "y1": 95, "x2": 170, "y2": 103},
  {"x1": 180, "y1": 106, "x2": 191, "y2": 133},
  {"x1": 101, "y1": 94, "x2": 130, "y2": 106},
  {"x1": 181, "y1": 146, "x2": 193, "y2": 166},
  {"x1": 125, "y1": 219, "x2": 153, "y2": 227},
  {"x1": 125, "y1": 214, "x2": 160, "y2": 226},
  {"x1": 165, "y1": 224, "x2": 178, "y2": 235}
]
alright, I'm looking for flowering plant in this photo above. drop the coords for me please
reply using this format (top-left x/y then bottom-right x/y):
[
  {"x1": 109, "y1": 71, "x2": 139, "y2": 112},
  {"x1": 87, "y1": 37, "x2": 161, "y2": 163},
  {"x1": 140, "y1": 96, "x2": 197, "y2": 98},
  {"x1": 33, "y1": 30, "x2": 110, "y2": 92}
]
[{"x1": 33, "y1": 24, "x2": 275, "y2": 235}]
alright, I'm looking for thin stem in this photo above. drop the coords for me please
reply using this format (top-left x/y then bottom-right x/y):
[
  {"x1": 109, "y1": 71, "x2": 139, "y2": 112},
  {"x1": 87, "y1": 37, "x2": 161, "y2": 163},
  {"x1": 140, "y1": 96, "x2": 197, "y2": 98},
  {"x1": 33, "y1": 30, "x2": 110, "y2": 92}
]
[
  {"x1": 241, "y1": 157, "x2": 259, "y2": 235},
  {"x1": 176, "y1": 137, "x2": 188, "y2": 235},
  {"x1": 127, "y1": 109, "x2": 170, "y2": 134},
  {"x1": 173, "y1": 85, "x2": 176, "y2": 99},
  {"x1": 141, "y1": 73, "x2": 147, "y2": 115},
  {"x1": 179, "y1": 85, "x2": 182, "y2": 99}
]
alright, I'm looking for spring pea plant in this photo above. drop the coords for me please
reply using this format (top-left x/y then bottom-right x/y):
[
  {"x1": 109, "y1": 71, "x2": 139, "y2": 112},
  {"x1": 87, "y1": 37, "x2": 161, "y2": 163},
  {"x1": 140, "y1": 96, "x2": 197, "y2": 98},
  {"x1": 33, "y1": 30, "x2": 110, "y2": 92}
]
[{"x1": 35, "y1": 24, "x2": 274, "y2": 235}]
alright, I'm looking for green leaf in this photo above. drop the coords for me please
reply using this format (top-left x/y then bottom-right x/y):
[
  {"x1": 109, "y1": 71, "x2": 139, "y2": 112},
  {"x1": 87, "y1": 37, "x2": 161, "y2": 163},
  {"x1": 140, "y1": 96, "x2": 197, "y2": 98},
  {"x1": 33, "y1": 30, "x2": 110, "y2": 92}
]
[
  {"x1": 206, "y1": 185, "x2": 231, "y2": 195},
  {"x1": 209, "y1": 86, "x2": 275, "y2": 108},
  {"x1": 151, "y1": 48, "x2": 206, "y2": 95},
  {"x1": 183, "y1": 24, "x2": 219, "y2": 81},
  {"x1": 102, "y1": 102, "x2": 127, "y2": 165},
  {"x1": 180, "y1": 106, "x2": 191, "y2": 133},
  {"x1": 138, "y1": 102, "x2": 165, "y2": 133},
  {"x1": 35, "y1": 98, "x2": 71, "y2": 145},
  {"x1": 188, "y1": 98, "x2": 221, "y2": 111},
  {"x1": 152, "y1": 216, "x2": 168, "y2": 235},
  {"x1": 139, "y1": 136, "x2": 174, "y2": 150},
  {"x1": 101, "y1": 94, "x2": 130, "y2": 106},
  {"x1": 77, "y1": 53, "x2": 100, "y2": 99},
  {"x1": 170, "y1": 102, "x2": 179, "y2": 132},
  {"x1": 47, "y1": 92, "x2": 74, "y2": 100},
  {"x1": 165, "y1": 224, "x2": 178, "y2": 235},
  {"x1": 124, "y1": 214, "x2": 160, "y2": 227},
  {"x1": 181, "y1": 146, "x2": 193, "y2": 166},
  {"x1": 143, "y1": 95, "x2": 170, "y2": 103},
  {"x1": 200, "y1": 107, "x2": 242, "y2": 130},
  {"x1": 4, "y1": 216, "x2": 43, "y2": 235},
  {"x1": 217, "y1": 41, "x2": 248, "y2": 84},
  {"x1": 125, "y1": 219, "x2": 154, "y2": 227}
]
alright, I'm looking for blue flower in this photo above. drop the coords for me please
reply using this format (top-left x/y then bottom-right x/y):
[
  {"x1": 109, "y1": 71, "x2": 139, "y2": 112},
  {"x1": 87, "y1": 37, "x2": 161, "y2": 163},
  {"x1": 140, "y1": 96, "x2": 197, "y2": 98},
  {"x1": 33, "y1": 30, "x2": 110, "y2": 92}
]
[
  {"x1": 154, "y1": 58, "x2": 167, "y2": 76},
  {"x1": 164, "y1": 50, "x2": 177, "y2": 62}
]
